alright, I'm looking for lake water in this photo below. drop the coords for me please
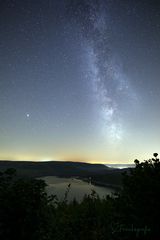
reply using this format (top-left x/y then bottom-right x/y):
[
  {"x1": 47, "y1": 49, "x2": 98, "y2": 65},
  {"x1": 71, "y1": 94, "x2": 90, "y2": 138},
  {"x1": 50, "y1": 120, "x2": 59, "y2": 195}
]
[
  {"x1": 106, "y1": 164, "x2": 135, "y2": 169},
  {"x1": 40, "y1": 176, "x2": 115, "y2": 202}
]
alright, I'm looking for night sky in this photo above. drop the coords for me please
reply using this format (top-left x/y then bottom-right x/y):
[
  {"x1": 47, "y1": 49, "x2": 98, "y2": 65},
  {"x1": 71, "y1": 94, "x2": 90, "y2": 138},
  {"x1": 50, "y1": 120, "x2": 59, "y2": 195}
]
[{"x1": 0, "y1": 0, "x2": 160, "y2": 163}]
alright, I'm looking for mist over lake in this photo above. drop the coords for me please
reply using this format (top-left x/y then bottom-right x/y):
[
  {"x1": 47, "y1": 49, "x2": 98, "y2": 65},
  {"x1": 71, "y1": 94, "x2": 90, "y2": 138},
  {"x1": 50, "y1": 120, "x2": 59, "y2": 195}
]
[
  {"x1": 40, "y1": 176, "x2": 115, "y2": 202},
  {"x1": 106, "y1": 164, "x2": 135, "y2": 169}
]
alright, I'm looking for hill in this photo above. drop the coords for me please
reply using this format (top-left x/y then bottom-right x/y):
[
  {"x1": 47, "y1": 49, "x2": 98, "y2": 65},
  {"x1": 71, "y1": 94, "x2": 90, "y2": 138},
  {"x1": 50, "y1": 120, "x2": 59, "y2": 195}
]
[{"x1": 0, "y1": 160, "x2": 129, "y2": 188}]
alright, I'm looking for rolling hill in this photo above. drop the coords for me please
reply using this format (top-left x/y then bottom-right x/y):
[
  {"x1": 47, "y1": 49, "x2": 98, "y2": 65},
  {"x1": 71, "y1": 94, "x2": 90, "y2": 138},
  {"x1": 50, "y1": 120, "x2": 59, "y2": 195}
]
[{"x1": 0, "y1": 160, "x2": 130, "y2": 188}]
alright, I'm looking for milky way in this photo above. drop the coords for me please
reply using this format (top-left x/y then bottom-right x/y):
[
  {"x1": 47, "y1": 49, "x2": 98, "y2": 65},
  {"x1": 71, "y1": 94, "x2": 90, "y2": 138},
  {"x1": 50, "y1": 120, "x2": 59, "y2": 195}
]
[
  {"x1": 0, "y1": 0, "x2": 160, "y2": 162},
  {"x1": 66, "y1": 0, "x2": 138, "y2": 143}
]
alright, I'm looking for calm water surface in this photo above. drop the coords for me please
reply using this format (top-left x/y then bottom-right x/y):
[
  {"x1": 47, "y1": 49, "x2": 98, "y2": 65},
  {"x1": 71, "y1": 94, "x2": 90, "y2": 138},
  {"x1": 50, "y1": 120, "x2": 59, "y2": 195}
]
[{"x1": 40, "y1": 176, "x2": 115, "y2": 202}]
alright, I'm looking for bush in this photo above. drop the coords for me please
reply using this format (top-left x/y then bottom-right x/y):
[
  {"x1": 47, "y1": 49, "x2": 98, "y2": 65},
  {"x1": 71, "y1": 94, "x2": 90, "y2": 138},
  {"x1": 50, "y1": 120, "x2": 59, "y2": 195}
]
[{"x1": 0, "y1": 169, "x2": 54, "y2": 240}]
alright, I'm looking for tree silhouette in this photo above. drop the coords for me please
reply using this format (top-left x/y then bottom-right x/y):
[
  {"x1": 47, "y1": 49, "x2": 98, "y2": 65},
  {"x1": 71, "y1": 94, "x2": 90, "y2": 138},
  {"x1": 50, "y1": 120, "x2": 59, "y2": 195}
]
[
  {"x1": 116, "y1": 153, "x2": 160, "y2": 239},
  {"x1": 0, "y1": 169, "x2": 55, "y2": 240}
]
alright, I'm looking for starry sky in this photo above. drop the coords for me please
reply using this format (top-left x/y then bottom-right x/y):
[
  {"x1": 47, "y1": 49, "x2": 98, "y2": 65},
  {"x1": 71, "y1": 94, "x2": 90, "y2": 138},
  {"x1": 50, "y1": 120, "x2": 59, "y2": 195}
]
[{"x1": 0, "y1": 0, "x2": 160, "y2": 163}]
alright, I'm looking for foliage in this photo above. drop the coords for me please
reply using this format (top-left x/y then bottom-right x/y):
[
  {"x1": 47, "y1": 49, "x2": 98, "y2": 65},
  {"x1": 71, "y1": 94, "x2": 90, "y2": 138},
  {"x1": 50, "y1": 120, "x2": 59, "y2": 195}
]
[
  {"x1": 0, "y1": 169, "x2": 55, "y2": 240},
  {"x1": 0, "y1": 154, "x2": 160, "y2": 239},
  {"x1": 116, "y1": 153, "x2": 160, "y2": 239}
]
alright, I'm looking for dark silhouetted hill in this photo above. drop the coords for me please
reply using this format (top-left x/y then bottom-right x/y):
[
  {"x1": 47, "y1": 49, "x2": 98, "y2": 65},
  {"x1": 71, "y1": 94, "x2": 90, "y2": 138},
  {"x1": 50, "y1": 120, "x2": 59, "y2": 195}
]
[{"x1": 0, "y1": 160, "x2": 129, "y2": 187}]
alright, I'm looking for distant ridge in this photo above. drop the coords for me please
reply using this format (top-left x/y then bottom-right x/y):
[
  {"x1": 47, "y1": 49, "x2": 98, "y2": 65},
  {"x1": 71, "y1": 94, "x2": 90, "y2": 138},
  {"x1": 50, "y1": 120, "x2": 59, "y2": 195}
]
[
  {"x1": 0, "y1": 160, "x2": 108, "y2": 177},
  {"x1": 0, "y1": 160, "x2": 129, "y2": 187}
]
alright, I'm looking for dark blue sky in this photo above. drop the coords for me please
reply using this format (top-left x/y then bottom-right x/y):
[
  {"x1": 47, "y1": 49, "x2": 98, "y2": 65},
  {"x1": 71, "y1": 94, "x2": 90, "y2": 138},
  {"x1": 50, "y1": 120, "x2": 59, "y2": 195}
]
[{"x1": 0, "y1": 0, "x2": 160, "y2": 163}]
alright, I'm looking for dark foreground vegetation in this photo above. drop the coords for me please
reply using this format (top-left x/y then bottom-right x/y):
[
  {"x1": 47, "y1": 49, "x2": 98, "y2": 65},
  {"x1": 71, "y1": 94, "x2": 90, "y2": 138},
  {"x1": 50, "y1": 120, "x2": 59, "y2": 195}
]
[{"x1": 0, "y1": 153, "x2": 160, "y2": 240}]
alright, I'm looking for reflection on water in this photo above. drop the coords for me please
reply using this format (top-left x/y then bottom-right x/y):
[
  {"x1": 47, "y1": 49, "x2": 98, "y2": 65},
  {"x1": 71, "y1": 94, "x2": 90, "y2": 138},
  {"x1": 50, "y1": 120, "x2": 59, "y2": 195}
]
[
  {"x1": 40, "y1": 176, "x2": 115, "y2": 202},
  {"x1": 106, "y1": 164, "x2": 135, "y2": 169}
]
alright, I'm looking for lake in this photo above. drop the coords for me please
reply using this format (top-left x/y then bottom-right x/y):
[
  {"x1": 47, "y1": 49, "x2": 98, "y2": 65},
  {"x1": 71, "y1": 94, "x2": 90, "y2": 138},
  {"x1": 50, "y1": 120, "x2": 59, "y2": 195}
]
[
  {"x1": 40, "y1": 176, "x2": 115, "y2": 202},
  {"x1": 106, "y1": 164, "x2": 135, "y2": 169}
]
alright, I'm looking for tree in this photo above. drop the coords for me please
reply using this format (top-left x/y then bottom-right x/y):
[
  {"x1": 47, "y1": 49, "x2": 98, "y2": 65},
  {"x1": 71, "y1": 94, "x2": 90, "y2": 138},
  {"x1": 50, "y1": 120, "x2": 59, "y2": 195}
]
[
  {"x1": 116, "y1": 153, "x2": 160, "y2": 239},
  {"x1": 0, "y1": 169, "x2": 55, "y2": 240}
]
